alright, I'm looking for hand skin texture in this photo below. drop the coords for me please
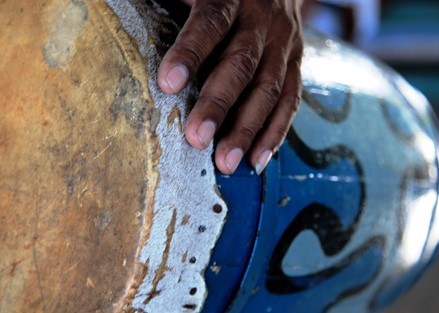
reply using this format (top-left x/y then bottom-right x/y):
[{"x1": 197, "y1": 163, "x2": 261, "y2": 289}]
[{"x1": 158, "y1": 0, "x2": 304, "y2": 175}]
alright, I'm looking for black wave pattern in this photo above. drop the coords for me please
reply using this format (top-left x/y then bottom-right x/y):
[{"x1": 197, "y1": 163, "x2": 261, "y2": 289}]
[
  {"x1": 369, "y1": 164, "x2": 435, "y2": 311},
  {"x1": 266, "y1": 129, "x2": 385, "y2": 296},
  {"x1": 302, "y1": 83, "x2": 352, "y2": 123},
  {"x1": 380, "y1": 98, "x2": 417, "y2": 144}
]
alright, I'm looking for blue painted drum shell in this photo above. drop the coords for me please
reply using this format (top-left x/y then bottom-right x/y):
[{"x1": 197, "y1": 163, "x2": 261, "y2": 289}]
[{"x1": 206, "y1": 29, "x2": 439, "y2": 313}]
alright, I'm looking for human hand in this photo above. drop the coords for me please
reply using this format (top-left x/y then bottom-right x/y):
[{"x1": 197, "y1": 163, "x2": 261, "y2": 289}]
[{"x1": 158, "y1": 0, "x2": 303, "y2": 175}]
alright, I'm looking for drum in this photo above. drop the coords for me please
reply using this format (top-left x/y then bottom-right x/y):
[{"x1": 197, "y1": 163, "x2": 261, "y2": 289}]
[{"x1": 0, "y1": 0, "x2": 438, "y2": 312}]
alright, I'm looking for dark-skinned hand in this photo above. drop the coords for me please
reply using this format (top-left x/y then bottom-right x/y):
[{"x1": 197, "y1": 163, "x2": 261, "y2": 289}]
[{"x1": 158, "y1": 0, "x2": 304, "y2": 175}]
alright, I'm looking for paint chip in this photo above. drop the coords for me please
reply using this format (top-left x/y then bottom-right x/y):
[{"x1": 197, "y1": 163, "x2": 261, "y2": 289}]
[
  {"x1": 278, "y1": 196, "x2": 291, "y2": 207},
  {"x1": 209, "y1": 263, "x2": 221, "y2": 275}
]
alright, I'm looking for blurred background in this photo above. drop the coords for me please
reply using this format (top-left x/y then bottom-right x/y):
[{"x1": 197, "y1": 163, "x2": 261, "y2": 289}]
[
  {"x1": 303, "y1": 0, "x2": 439, "y2": 114},
  {"x1": 303, "y1": 1, "x2": 439, "y2": 312}
]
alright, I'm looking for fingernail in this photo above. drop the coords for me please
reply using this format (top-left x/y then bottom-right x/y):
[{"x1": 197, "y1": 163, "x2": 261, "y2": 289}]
[
  {"x1": 255, "y1": 150, "x2": 273, "y2": 175},
  {"x1": 226, "y1": 148, "x2": 244, "y2": 174},
  {"x1": 197, "y1": 120, "x2": 216, "y2": 147},
  {"x1": 165, "y1": 64, "x2": 188, "y2": 93}
]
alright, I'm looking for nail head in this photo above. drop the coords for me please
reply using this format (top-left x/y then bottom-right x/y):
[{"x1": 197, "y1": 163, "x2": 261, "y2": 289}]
[
  {"x1": 213, "y1": 204, "x2": 222, "y2": 214},
  {"x1": 189, "y1": 288, "x2": 197, "y2": 295}
]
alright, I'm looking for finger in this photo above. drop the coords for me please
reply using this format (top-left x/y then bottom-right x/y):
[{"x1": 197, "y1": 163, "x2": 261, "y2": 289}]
[
  {"x1": 158, "y1": 0, "x2": 240, "y2": 94},
  {"x1": 212, "y1": 41, "x2": 289, "y2": 174},
  {"x1": 185, "y1": 22, "x2": 267, "y2": 151},
  {"x1": 249, "y1": 56, "x2": 302, "y2": 175},
  {"x1": 181, "y1": 0, "x2": 195, "y2": 6}
]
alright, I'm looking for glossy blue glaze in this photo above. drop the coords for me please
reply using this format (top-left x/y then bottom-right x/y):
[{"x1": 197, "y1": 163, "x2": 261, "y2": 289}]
[
  {"x1": 204, "y1": 159, "x2": 263, "y2": 313},
  {"x1": 206, "y1": 30, "x2": 439, "y2": 313}
]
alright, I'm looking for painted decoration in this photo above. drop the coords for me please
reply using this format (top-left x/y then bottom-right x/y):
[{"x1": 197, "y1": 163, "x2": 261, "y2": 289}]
[{"x1": 206, "y1": 30, "x2": 439, "y2": 313}]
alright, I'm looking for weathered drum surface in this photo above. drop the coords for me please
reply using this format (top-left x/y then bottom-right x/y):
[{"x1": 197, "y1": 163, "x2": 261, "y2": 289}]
[
  {"x1": 0, "y1": 1, "x2": 438, "y2": 313},
  {"x1": 0, "y1": 1, "x2": 227, "y2": 312}
]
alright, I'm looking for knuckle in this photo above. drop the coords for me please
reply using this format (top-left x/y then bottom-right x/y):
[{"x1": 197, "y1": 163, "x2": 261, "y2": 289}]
[
  {"x1": 198, "y1": 3, "x2": 233, "y2": 39},
  {"x1": 175, "y1": 39, "x2": 205, "y2": 69},
  {"x1": 227, "y1": 48, "x2": 258, "y2": 83},
  {"x1": 238, "y1": 124, "x2": 259, "y2": 144},
  {"x1": 283, "y1": 17, "x2": 296, "y2": 34},
  {"x1": 199, "y1": 94, "x2": 230, "y2": 117},
  {"x1": 258, "y1": 80, "x2": 282, "y2": 106},
  {"x1": 275, "y1": 12, "x2": 296, "y2": 35},
  {"x1": 275, "y1": 14, "x2": 303, "y2": 57}
]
